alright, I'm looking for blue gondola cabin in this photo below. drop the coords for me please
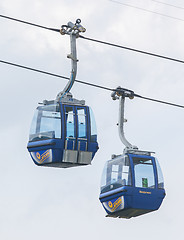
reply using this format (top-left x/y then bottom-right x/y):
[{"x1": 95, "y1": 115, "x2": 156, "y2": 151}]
[
  {"x1": 99, "y1": 151, "x2": 166, "y2": 218},
  {"x1": 27, "y1": 94, "x2": 99, "y2": 168}
]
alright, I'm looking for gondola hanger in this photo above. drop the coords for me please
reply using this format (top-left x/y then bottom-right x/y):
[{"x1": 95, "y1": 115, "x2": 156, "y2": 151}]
[
  {"x1": 27, "y1": 20, "x2": 99, "y2": 168},
  {"x1": 111, "y1": 86, "x2": 138, "y2": 151},
  {"x1": 99, "y1": 87, "x2": 166, "y2": 219},
  {"x1": 56, "y1": 19, "x2": 86, "y2": 101}
]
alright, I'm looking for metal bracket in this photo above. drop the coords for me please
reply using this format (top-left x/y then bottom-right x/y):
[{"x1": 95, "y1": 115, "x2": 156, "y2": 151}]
[
  {"x1": 60, "y1": 19, "x2": 86, "y2": 36},
  {"x1": 112, "y1": 86, "x2": 138, "y2": 150},
  {"x1": 56, "y1": 19, "x2": 86, "y2": 101},
  {"x1": 123, "y1": 148, "x2": 154, "y2": 156},
  {"x1": 111, "y1": 86, "x2": 135, "y2": 100}
]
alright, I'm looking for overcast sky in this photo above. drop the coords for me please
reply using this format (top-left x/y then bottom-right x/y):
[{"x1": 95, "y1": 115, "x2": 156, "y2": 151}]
[{"x1": 0, "y1": 0, "x2": 184, "y2": 239}]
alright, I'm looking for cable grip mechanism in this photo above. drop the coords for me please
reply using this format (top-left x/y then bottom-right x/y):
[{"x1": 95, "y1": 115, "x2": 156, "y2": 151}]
[
  {"x1": 60, "y1": 19, "x2": 86, "y2": 36},
  {"x1": 111, "y1": 86, "x2": 135, "y2": 100}
]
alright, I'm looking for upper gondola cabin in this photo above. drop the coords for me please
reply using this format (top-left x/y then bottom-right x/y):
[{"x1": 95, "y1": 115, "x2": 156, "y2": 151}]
[{"x1": 27, "y1": 93, "x2": 99, "y2": 168}]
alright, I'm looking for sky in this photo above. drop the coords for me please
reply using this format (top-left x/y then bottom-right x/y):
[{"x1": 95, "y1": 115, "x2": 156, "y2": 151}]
[{"x1": 0, "y1": 0, "x2": 184, "y2": 239}]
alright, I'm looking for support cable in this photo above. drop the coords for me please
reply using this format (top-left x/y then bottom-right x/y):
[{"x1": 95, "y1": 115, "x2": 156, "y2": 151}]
[
  {"x1": 79, "y1": 35, "x2": 184, "y2": 64},
  {"x1": 0, "y1": 14, "x2": 60, "y2": 32},
  {"x1": 1, "y1": 14, "x2": 184, "y2": 64},
  {"x1": 0, "y1": 59, "x2": 112, "y2": 91},
  {"x1": 134, "y1": 94, "x2": 184, "y2": 109},
  {"x1": 109, "y1": 0, "x2": 184, "y2": 22},
  {"x1": 150, "y1": 0, "x2": 184, "y2": 10},
  {"x1": 0, "y1": 59, "x2": 184, "y2": 109}
]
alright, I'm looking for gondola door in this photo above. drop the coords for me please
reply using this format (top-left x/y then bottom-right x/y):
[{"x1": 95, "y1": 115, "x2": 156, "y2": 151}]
[
  {"x1": 128, "y1": 154, "x2": 159, "y2": 211},
  {"x1": 63, "y1": 105, "x2": 78, "y2": 163},
  {"x1": 76, "y1": 107, "x2": 88, "y2": 152},
  {"x1": 62, "y1": 105, "x2": 91, "y2": 165},
  {"x1": 76, "y1": 106, "x2": 92, "y2": 164}
]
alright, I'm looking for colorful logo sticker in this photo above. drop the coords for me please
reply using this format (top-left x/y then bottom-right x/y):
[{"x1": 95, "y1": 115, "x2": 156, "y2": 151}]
[
  {"x1": 108, "y1": 201, "x2": 113, "y2": 208},
  {"x1": 31, "y1": 149, "x2": 52, "y2": 164},
  {"x1": 103, "y1": 196, "x2": 124, "y2": 213},
  {"x1": 142, "y1": 178, "x2": 148, "y2": 188},
  {"x1": 36, "y1": 152, "x2": 41, "y2": 160}
]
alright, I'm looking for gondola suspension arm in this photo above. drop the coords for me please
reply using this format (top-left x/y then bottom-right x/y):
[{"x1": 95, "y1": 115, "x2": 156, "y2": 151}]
[
  {"x1": 111, "y1": 87, "x2": 138, "y2": 151},
  {"x1": 56, "y1": 19, "x2": 86, "y2": 100}
]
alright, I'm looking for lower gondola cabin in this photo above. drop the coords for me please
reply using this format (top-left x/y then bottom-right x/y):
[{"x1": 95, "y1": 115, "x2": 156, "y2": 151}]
[{"x1": 99, "y1": 151, "x2": 165, "y2": 218}]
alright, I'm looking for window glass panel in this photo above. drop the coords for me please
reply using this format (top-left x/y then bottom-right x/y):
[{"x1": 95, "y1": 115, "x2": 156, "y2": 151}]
[
  {"x1": 29, "y1": 110, "x2": 38, "y2": 135},
  {"x1": 89, "y1": 107, "x2": 97, "y2": 142},
  {"x1": 65, "y1": 107, "x2": 75, "y2": 138},
  {"x1": 133, "y1": 157, "x2": 155, "y2": 188},
  {"x1": 77, "y1": 108, "x2": 86, "y2": 138},
  {"x1": 40, "y1": 110, "x2": 60, "y2": 138},
  {"x1": 29, "y1": 104, "x2": 61, "y2": 141},
  {"x1": 155, "y1": 158, "x2": 164, "y2": 189},
  {"x1": 111, "y1": 171, "x2": 118, "y2": 183},
  {"x1": 100, "y1": 156, "x2": 132, "y2": 194},
  {"x1": 122, "y1": 165, "x2": 131, "y2": 185},
  {"x1": 112, "y1": 165, "x2": 119, "y2": 172}
]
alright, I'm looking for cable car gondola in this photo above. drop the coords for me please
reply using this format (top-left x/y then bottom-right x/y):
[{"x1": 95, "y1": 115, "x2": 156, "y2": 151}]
[
  {"x1": 99, "y1": 88, "x2": 165, "y2": 218},
  {"x1": 27, "y1": 20, "x2": 99, "y2": 168},
  {"x1": 27, "y1": 93, "x2": 98, "y2": 168}
]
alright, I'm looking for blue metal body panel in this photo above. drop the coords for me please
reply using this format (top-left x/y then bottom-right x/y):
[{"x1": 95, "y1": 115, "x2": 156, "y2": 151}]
[
  {"x1": 28, "y1": 139, "x2": 63, "y2": 165},
  {"x1": 99, "y1": 153, "x2": 166, "y2": 218}
]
